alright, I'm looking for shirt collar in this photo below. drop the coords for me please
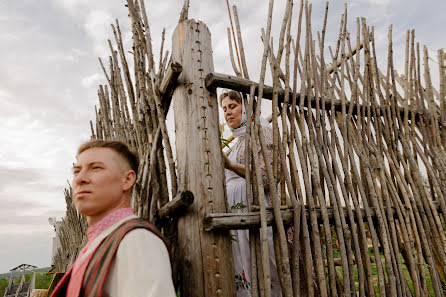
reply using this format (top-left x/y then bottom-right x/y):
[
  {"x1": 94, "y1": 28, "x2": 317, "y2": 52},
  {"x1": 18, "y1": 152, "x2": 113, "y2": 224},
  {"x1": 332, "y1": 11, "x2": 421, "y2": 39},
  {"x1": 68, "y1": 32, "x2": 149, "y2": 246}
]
[{"x1": 87, "y1": 208, "x2": 134, "y2": 241}]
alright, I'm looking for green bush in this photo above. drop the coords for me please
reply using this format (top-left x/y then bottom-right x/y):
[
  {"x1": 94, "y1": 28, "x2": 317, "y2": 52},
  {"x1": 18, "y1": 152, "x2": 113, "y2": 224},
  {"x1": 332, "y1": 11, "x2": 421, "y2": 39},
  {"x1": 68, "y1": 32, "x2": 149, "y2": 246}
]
[{"x1": 0, "y1": 277, "x2": 10, "y2": 296}]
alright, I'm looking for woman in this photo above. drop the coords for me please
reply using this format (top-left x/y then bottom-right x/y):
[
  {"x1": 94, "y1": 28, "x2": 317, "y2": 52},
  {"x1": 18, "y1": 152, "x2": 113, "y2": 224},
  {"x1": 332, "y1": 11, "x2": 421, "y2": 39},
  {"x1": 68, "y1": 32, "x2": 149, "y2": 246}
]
[{"x1": 220, "y1": 90, "x2": 282, "y2": 297}]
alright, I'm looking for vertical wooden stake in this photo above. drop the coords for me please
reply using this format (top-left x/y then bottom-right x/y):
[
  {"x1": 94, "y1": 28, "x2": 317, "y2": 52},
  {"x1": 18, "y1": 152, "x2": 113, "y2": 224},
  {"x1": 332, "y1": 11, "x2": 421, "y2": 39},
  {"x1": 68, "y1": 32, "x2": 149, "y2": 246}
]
[{"x1": 172, "y1": 19, "x2": 236, "y2": 297}]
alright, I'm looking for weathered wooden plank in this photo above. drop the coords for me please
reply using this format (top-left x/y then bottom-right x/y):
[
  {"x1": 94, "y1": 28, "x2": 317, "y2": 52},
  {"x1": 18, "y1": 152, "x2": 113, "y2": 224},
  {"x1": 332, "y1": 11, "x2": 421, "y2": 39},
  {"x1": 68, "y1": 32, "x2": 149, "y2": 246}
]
[
  {"x1": 205, "y1": 72, "x2": 278, "y2": 100},
  {"x1": 205, "y1": 72, "x2": 426, "y2": 123},
  {"x1": 204, "y1": 208, "x2": 348, "y2": 231},
  {"x1": 203, "y1": 202, "x2": 443, "y2": 231},
  {"x1": 158, "y1": 190, "x2": 194, "y2": 220},
  {"x1": 204, "y1": 210, "x2": 294, "y2": 231},
  {"x1": 161, "y1": 62, "x2": 183, "y2": 116},
  {"x1": 172, "y1": 19, "x2": 235, "y2": 297},
  {"x1": 160, "y1": 62, "x2": 183, "y2": 95}
]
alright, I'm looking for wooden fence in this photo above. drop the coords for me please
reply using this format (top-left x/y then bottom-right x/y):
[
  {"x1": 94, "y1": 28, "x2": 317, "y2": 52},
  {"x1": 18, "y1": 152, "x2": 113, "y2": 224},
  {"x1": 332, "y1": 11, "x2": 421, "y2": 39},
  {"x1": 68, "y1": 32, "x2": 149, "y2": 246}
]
[{"x1": 53, "y1": 0, "x2": 446, "y2": 296}]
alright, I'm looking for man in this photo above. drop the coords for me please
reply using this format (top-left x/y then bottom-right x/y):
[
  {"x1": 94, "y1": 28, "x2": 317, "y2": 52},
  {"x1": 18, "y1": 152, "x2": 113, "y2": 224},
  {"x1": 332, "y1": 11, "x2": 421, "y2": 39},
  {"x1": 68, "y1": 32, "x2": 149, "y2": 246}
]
[{"x1": 51, "y1": 140, "x2": 176, "y2": 297}]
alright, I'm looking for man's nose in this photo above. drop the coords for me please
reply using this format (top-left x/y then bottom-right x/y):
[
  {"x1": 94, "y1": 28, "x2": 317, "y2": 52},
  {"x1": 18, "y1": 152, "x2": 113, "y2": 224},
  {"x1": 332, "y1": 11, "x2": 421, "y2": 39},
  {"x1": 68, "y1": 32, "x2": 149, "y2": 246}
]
[{"x1": 73, "y1": 169, "x2": 89, "y2": 185}]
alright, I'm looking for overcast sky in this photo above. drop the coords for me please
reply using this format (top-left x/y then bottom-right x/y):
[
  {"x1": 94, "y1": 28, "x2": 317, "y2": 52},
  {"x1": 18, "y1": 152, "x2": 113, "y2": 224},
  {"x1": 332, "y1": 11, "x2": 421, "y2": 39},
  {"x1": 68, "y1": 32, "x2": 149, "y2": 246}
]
[{"x1": 0, "y1": 0, "x2": 444, "y2": 274}]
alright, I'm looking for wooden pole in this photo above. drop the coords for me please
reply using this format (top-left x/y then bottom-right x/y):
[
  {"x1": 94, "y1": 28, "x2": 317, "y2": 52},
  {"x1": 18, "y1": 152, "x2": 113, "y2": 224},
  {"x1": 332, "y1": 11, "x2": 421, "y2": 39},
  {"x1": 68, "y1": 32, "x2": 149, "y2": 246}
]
[{"x1": 172, "y1": 19, "x2": 236, "y2": 297}]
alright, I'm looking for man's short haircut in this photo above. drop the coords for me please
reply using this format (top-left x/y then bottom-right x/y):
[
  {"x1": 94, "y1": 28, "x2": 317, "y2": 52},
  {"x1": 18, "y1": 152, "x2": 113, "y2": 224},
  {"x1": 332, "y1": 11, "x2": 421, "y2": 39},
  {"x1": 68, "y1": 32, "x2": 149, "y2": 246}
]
[
  {"x1": 77, "y1": 140, "x2": 140, "y2": 176},
  {"x1": 219, "y1": 90, "x2": 242, "y2": 106}
]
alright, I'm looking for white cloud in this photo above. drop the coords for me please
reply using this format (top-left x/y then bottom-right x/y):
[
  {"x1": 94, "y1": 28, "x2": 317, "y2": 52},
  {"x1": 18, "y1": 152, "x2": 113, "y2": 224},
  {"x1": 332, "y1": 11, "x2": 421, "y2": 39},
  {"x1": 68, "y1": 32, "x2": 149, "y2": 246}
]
[
  {"x1": 0, "y1": 32, "x2": 20, "y2": 42},
  {"x1": 0, "y1": 232, "x2": 53, "y2": 270},
  {"x1": 0, "y1": 226, "x2": 51, "y2": 236},
  {"x1": 81, "y1": 73, "x2": 102, "y2": 88},
  {"x1": 47, "y1": 48, "x2": 87, "y2": 63},
  {"x1": 0, "y1": 88, "x2": 12, "y2": 99},
  {"x1": 51, "y1": 0, "x2": 119, "y2": 17},
  {"x1": 351, "y1": 0, "x2": 394, "y2": 6},
  {"x1": 54, "y1": 0, "x2": 90, "y2": 10},
  {"x1": 84, "y1": 10, "x2": 115, "y2": 56}
]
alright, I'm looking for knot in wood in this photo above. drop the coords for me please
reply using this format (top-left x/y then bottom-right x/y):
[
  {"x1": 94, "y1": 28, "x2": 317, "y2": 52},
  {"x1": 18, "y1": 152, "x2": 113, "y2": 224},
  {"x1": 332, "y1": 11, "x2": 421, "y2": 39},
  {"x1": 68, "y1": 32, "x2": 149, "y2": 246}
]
[{"x1": 344, "y1": 229, "x2": 352, "y2": 241}]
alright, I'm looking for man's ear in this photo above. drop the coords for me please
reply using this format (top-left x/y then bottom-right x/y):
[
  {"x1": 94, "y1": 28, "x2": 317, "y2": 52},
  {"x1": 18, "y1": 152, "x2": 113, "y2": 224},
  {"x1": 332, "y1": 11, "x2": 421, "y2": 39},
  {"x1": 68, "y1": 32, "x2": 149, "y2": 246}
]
[{"x1": 122, "y1": 170, "x2": 136, "y2": 191}]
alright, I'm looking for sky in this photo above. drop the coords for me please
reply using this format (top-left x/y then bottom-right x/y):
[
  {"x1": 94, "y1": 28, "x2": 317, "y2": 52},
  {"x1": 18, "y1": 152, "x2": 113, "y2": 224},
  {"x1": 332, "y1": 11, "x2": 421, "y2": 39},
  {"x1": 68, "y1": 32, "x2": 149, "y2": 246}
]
[{"x1": 0, "y1": 0, "x2": 444, "y2": 274}]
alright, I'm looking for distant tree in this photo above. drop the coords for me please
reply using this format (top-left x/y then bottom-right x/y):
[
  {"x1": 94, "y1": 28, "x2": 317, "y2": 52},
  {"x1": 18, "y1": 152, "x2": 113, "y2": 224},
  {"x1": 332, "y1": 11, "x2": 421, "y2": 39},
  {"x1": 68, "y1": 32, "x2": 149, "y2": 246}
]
[{"x1": 0, "y1": 277, "x2": 9, "y2": 296}]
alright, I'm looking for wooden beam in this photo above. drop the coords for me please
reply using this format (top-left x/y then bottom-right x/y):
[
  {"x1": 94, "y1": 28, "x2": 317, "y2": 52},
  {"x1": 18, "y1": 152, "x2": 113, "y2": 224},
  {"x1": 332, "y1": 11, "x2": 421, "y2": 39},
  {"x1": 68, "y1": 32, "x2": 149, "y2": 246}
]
[
  {"x1": 158, "y1": 190, "x2": 194, "y2": 220},
  {"x1": 204, "y1": 208, "x2": 357, "y2": 231},
  {"x1": 205, "y1": 72, "x2": 278, "y2": 100},
  {"x1": 204, "y1": 203, "x2": 442, "y2": 231},
  {"x1": 161, "y1": 62, "x2": 183, "y2": 116},
  {"x1": 204, "y1": 209, "x2": 294, "y2": 231},
  {"x1": 205, "y1": 72, "x2": 425, "y2": 123}
]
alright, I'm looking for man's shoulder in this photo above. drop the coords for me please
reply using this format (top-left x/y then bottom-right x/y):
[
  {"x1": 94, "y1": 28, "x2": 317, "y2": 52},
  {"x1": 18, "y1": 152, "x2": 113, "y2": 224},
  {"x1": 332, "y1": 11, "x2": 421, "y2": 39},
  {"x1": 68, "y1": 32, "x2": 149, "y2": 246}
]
[
  {"x1": 119, "y1": 217, "x2": 157, "y2": 230},
  {"x1": 116, "y1": 224, "x2": 172, "y2": 263},
  {"x1": 120, "y1": 228, "x2": 167, "y2": 250},
  {"x1": 114, "y1": 218, "x2": 167, "y2": 248}
]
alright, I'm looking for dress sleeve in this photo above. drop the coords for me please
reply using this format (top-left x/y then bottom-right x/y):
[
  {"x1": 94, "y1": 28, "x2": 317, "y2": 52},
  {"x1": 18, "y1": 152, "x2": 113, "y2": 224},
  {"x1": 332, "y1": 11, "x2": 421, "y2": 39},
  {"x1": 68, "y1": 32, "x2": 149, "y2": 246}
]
[{"x1": 105, "y1": 229, "x2": 176, "y2": 297}]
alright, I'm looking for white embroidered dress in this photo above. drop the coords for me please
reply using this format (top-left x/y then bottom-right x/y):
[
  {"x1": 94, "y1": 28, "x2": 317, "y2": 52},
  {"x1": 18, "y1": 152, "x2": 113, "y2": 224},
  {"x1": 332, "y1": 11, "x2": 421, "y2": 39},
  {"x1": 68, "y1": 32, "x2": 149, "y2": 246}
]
[{"x1": 225, "y1": 112, "x2": 282, "y2": 297}]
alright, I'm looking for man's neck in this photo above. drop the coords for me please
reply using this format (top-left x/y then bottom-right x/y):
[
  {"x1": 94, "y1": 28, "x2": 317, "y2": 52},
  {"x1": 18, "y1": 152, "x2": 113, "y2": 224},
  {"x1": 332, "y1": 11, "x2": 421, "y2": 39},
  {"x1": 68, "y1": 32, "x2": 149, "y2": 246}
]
[{"x1": 87, "y1": 202, "x2": 132, "y2": 227}]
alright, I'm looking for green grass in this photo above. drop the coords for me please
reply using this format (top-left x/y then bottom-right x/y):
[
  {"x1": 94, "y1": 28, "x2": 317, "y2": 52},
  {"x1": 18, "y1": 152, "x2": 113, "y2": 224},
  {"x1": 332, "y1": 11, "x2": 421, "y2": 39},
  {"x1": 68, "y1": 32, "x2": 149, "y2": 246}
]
[{"x1": 330, "y1": 248, "x2": 436, "y2": 296}]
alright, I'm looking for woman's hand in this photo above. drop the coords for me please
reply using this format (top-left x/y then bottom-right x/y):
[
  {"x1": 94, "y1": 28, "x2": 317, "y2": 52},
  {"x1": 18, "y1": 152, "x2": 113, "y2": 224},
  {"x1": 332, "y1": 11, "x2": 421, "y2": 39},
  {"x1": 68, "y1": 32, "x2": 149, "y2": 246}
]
[
  {"x1": 222, "y1": 152, "x2": 246, "y2": 178},
  {"x1": 222, "y1": 152, "x2": 232, "y2": 170}
]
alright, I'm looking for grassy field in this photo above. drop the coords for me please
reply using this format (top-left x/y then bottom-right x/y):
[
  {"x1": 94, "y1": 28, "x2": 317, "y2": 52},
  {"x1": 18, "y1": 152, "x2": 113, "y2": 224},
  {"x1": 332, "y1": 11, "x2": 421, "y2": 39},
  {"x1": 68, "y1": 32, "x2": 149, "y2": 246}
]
[
  {"x1": 0, "y1": 272, "x2": 53, "y2": 296},
  {"x1": 332, "y1": 248, "x2": 435, "y2": 296}
]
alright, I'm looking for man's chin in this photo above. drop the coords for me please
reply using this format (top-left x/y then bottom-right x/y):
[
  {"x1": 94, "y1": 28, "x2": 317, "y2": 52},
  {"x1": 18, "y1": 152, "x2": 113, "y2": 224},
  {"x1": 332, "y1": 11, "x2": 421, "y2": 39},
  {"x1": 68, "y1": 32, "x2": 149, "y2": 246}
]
[{"x1": 73, "y1": 203, "x2": 95, "y2": 217}]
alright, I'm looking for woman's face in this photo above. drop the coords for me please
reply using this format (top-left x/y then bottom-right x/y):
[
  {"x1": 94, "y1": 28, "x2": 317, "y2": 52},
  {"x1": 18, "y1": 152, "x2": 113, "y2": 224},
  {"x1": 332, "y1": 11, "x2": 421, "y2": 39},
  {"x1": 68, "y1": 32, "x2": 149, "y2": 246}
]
[{"x1": 222, "y1": 96, "x2": 242, "y2": 129}]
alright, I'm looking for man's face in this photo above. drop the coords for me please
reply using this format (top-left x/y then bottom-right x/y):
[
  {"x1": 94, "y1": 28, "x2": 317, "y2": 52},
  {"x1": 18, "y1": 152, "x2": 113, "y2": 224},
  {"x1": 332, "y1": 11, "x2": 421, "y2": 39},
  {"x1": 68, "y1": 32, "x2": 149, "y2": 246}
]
[{"x1": 72, "y1": 147, "x2": 132, "y2": 223}]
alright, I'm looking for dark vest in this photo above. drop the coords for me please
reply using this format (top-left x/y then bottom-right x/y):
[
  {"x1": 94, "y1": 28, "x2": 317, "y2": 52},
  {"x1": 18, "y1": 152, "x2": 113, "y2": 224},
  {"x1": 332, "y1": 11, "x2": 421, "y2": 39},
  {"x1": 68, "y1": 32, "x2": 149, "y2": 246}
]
[{"x1": 50, "y1": 218, "x2": 168, "y2": 297}]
